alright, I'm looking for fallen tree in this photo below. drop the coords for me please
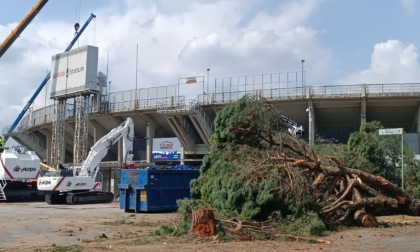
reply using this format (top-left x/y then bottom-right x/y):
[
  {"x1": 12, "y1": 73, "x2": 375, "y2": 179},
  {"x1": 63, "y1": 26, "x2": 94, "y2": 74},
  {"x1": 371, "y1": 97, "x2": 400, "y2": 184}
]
[{"x1": 189, "y1": 95, "x2": 420, "y2": 234}]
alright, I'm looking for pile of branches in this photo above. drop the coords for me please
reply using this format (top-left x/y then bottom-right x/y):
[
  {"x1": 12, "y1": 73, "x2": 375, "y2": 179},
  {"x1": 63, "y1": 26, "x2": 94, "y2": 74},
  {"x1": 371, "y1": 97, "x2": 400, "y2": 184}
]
[
  {"x1": 258, "y1": 131, "x2": 420, "y2": 226},
  {"x1": 191, "y1": 96, "x2": 420, "y2": 238}
]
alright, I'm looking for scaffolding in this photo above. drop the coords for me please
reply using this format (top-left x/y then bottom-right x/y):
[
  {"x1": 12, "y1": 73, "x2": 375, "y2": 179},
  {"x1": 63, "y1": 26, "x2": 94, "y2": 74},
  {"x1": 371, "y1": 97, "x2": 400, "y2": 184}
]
[
  {"x1": 51, "y1": 100, "x2": 66, "y2": 166},
  {"x1": 73, "y1": 96, "x2": 89, "y2": 164}
]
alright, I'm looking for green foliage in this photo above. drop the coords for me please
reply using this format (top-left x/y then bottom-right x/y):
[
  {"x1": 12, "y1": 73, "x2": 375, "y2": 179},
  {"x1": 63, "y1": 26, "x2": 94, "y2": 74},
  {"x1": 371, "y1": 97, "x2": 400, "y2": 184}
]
[
  {"x1": 211, "y1": 95, "x2": 280, "y2": 149},
  {"x1": 347, "y1": 121, "x2": 420, "y2": 189},
  {"x1": 315, "y1": 141, "x2": 375, "y2": 174},
  {"x1": 0, "y1": 137, "x2": 5, "y2": 152},
  {"x1": 283, "y1": 212, "x2": 326, "y2": 236},
  {"x1": 196, "y1": 142, "x2": 317, "y2": 220},
  {"x1": 191, "y1": 95, "x2": 320, "y2": 223}
]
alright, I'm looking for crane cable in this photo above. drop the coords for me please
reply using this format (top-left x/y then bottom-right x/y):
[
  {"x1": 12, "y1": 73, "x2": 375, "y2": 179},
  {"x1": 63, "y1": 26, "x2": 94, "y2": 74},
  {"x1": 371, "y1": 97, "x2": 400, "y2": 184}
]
[{"x1": 74, "y1": 0, "x2": 82, "y2": 47}]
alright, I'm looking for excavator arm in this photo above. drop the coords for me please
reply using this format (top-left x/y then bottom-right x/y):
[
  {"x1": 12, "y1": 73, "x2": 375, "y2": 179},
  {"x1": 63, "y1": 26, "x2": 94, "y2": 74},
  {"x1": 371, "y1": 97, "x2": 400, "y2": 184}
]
[
  {"x1": 0, "y1": 0, "x2": 48, "y2": 58},
  {"x1": 79, "y1": 118, "x2": 135, "y2": 179}
]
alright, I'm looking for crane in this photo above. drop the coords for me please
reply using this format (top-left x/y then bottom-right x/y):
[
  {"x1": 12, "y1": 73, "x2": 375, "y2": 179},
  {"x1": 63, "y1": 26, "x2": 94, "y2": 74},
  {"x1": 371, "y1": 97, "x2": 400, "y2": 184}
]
[
  {"x1": 0, "y1": 0, "x2": 49, "y2": 58},
  {"x1": 4, "y1": 13, "x2": 96, "y2": 140},
  {"x1": 37, "y1": 117, "x2": 135, "y2": 204}
]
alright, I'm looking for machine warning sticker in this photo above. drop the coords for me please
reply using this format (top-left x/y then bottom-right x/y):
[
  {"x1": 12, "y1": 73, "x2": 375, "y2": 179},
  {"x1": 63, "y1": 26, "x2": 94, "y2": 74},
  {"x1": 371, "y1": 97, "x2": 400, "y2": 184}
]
[{"x1": 140, "y1": 190, "x2": 147, "y2": 202}]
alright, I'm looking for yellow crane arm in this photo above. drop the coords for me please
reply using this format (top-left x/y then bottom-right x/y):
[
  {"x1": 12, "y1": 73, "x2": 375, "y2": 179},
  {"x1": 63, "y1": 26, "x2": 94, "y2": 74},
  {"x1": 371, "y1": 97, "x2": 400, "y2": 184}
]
[
  {"x1": 0, "y1": 0, "x2": 48, "y2": 58},
  {"x1": 40, "y1": 162, "x2": 56, "y2": 172}
]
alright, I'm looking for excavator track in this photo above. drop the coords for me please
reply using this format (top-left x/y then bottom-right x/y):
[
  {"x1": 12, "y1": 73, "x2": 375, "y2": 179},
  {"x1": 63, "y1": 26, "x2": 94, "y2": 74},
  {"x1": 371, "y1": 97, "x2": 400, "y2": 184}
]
[
  {"x1": 46, "y1": 191, "x2": 113, "y2": 204},
  {"x1": 45, "y1": 192, "x2": 67, "y2": 204},
  {"x1": 66, "y1": 191, "x2": 114, "y2": 204}
]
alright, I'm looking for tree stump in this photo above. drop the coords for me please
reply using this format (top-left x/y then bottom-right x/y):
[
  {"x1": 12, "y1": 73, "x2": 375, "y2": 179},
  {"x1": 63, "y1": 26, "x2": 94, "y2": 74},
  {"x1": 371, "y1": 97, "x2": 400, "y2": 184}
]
[{"x1": 191, "y1": 208, "x2": 216, "y2": 236}]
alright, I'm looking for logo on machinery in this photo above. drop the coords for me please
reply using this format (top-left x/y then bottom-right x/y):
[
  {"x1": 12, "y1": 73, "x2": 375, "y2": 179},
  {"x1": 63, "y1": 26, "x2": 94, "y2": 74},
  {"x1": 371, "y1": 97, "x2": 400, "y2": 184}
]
[
  {"x1": 38, "y1": 180, "x2": 52, "y2": 186},
  {"x1": 75, "y1": 182, "x2": 87, "y2": 187},
  {"x1": 21, "y1": 167, "x2": 37, "y2": 172},
  {"x1": 66, "y1": 181, "x2": 72, "y2": 187},
  {"x1": 13, "y1": 166, "x2": 37, "y2": 172}
]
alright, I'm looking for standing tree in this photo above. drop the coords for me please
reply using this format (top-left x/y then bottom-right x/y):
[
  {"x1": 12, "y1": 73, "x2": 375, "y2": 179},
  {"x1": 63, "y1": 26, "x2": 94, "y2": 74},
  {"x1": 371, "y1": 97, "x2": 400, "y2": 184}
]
[{"x1": 347, "y1": 121, "x2": 420, "y2": 191}]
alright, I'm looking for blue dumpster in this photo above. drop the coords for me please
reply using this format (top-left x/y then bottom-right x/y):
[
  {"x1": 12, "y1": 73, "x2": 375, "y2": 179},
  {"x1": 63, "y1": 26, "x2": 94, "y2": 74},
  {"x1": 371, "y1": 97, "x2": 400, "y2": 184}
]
[{"x1": 119, "y1": 169, "x2": 200, "y2": 212}]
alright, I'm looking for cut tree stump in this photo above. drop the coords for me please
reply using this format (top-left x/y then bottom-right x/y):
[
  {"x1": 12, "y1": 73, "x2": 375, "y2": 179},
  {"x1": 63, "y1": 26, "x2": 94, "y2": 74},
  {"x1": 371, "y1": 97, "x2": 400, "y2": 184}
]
[{"x1": 191, "y1": 208, "x2": 216, "y2": 236}]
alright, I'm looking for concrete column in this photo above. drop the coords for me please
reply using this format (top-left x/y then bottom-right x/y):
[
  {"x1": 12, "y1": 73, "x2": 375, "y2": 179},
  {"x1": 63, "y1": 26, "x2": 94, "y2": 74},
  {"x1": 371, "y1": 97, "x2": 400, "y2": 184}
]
[
  {"x1": 146, "y1": 121, "x2": 155, "y2": 163},
  {"x1": 361, "y1": 84, "x2": 367, "y2": 125},
  {"x1": 180, "y1": 146, "x2": 185, "y2": 165},
  {"x1": 308, "y1": 104, "x2": 315, "y2": 146},
  {"x1": 306, "y1": 86, "x2": 315, "y2": 146},
  {"x1": 416, "y1": 103, "x2": 420, "y2": 133},
  {"x1": 208, "y1": 93, "x2": 214, "y2": 105},
  {"x1": 254, "y1": 89, "x2": 262, "y2": 100}
]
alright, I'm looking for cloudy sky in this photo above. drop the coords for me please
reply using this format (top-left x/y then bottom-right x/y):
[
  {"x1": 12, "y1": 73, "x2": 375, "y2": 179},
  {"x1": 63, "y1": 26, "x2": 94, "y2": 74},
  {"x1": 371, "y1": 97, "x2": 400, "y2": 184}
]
[{"x1": 0, "y1": 0, "x2": 419, "y2": 133}]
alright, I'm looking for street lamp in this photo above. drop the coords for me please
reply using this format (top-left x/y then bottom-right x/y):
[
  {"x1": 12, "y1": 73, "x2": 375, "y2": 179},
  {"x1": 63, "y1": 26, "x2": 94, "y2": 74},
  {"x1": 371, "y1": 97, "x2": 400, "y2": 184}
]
[
  {"x1": 301, "y1": 59, "x2": 305, "y2": 87},
  {"x1": 207, "y1": 68, "x2": 210, "y2": 95}
]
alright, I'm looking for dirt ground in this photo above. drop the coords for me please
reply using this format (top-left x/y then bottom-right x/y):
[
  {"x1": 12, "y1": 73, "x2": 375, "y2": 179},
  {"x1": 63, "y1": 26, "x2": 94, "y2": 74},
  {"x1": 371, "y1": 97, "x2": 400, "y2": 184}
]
[{"x1": 0, "y1": 202, "x2": 420, "y2": 252}]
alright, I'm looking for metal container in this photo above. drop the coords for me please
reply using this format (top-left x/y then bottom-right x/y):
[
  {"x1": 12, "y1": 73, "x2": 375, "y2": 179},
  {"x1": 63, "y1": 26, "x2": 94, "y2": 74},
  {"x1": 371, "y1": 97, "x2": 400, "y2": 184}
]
[{"x1": 118, "y1": 169, "x2": 199, "y2": 212}]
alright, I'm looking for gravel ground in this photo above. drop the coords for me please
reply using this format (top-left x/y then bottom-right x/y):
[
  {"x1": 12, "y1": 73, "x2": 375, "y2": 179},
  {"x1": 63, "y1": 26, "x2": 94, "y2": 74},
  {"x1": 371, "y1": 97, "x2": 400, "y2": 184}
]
[{"x1": 1, "y1": 202, "x2": 420, "y2": 252}]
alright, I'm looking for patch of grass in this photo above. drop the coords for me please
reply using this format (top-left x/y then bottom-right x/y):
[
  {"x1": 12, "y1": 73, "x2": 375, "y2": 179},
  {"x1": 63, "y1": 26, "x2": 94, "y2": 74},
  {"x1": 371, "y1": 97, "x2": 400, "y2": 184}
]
[
  {"x1": 152, "y1": 224, "x2": 176, "y2": 236},
  {"x1": 129, "y1": 238, "x2": 152, "y2": 246},
  {"x1": 48, "y1": 244, "x2": 83, "y2": 252},
  {"x1": 101, "y1": 218, "x2": 134, "y2": 226},
  {"x1": 283, "y1": 212, "x2": 326, "y2": 237}
]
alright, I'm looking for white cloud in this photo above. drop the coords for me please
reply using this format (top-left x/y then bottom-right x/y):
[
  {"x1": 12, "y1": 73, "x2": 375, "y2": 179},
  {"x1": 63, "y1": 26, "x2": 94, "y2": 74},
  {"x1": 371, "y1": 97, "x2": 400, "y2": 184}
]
[
  {"x1": 337, "y1": 40, "x2": 420, "y2": 84},
  {"x1": 0, "y1": 0, "x2": 330, "y2": 130},
  {"x1": 401, "y1": 0, "x2": 415, "y2": 13}
]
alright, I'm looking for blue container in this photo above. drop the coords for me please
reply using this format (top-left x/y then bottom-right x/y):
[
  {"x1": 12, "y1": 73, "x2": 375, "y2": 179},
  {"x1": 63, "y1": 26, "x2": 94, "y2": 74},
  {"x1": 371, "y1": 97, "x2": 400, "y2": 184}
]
[{"x1": 118, "y1": 169, "x2": 200, "y2": 212}]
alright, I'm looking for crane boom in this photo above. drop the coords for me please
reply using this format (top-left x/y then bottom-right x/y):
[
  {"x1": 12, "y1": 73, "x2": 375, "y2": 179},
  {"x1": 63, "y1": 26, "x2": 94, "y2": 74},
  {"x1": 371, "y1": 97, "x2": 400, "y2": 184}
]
[
  {"x1": 0, "y1": 0, "x2": 49, "y2": 58},
  {"x1": 5, "y1": 13, "x2": 96, "y2": 139}
]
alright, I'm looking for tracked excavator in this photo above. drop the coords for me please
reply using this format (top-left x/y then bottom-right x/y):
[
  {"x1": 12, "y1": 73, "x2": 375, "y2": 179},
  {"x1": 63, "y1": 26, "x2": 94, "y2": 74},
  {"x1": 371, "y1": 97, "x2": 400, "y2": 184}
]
[{"x1": 37, "y1": 117, "x2": 135, "y2": 204}]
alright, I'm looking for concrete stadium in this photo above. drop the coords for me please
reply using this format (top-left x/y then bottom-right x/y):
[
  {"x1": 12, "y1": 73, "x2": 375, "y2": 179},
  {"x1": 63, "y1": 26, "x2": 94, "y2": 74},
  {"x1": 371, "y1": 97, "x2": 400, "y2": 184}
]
[{"x1": 5, "y1": 71, "x2": 420, "y2": 196}]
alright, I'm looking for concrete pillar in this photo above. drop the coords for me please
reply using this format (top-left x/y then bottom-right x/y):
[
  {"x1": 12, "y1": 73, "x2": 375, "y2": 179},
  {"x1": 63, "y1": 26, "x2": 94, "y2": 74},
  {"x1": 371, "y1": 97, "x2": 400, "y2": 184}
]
[
  {"x1": 146, "y1": 121, "x2": 155, "y2": 163},
  {"x1": 254, "y1": 89, "x2": 262, "y2": 100},
  {"x1": 306, "y1": 86, "x2": 315, "y2": 146},
  {"x1": 208, "y1": 93, "x2": 214, "y2": 105},
  {"x1": 361, "y1": 84, "x2": 367, "y2": 125},
  {"x1": 180, "y1": 146, "x2": 185, "y2": 165},
  {"x1": 416, "y1": 103, "x2": 420, "y2": 133},
  {"x1": 308, "y1": 104, "x2": 315, "y2": 146}
]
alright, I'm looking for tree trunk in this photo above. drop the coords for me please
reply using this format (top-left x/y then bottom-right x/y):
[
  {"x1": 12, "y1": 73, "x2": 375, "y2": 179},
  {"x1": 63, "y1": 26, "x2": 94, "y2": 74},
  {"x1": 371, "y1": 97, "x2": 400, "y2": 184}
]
[
  {"x1": 353, "y1": 210, "x2": 377, "y2": 227},
  {"x1": 191, "y1": 208, "x2": 216, "y2": 236}
]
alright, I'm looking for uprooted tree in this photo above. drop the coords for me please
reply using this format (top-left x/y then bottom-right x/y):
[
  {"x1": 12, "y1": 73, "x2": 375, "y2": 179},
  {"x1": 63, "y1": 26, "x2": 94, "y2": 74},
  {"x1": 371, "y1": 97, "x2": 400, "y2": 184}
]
[{"x1": 188, "y1": 95, "x2": 420, "y2": 234}]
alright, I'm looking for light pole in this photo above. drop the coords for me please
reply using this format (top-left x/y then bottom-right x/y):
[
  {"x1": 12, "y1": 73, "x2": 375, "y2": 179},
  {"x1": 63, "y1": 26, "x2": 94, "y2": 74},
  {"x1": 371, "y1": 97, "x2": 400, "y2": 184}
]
[
  {"x1": 135, "y1": 44, "x2": 138, "y2": 101},
  {"x1": 301, "y1": 59, "x2": 305, "y2": 88},
  {"x1": 207, "y1": 68, "x2": 210, "y2": 95}
]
